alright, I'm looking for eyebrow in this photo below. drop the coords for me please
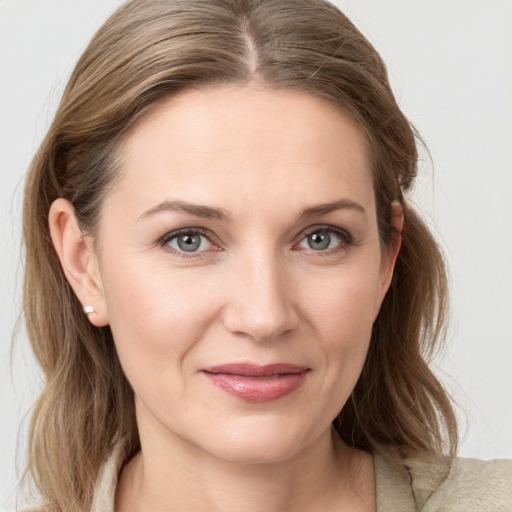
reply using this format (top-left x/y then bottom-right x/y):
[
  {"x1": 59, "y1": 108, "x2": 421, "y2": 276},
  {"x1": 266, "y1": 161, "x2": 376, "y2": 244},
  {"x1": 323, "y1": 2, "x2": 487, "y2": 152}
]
[
  {"x1": 138, "y1": 197, "x2": 366, "y2": 223},
  {"x1": 138, "y1": 200, "x2": 231, "y2": 222},
  {"x1": 299, "y1": 198, "x2": 367, "y2": 220}
]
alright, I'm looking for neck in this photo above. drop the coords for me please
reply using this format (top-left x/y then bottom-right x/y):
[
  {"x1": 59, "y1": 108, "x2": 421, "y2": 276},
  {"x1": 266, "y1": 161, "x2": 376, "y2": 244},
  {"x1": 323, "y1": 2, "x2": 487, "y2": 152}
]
[{"x1": 116, "y1": 427, "x2": 375, "y2": 512}]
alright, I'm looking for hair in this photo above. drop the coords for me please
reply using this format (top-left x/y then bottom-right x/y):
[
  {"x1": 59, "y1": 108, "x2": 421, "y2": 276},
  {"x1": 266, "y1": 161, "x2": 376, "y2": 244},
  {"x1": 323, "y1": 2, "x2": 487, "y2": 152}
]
[{"x1": 22, "y1": 0, "x2": 457, "y2": 510}]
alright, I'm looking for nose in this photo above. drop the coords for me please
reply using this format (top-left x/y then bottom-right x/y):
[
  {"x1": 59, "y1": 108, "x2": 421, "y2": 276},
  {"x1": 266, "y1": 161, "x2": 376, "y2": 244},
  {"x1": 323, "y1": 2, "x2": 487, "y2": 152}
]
[{"x1": 222, "y1": 253, "x2": 299, "y2": 342}]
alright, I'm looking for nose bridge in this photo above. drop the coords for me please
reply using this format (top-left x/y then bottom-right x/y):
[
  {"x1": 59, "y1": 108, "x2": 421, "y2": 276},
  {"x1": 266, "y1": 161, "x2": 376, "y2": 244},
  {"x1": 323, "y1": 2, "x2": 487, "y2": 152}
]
[{"x1": 224, "y1": 247, "x2": 297, "y2": 341}]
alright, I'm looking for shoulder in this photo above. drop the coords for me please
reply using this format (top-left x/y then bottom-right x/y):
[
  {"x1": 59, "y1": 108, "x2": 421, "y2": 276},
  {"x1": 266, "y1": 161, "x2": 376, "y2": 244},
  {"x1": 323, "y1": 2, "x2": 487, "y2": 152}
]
[
  {"x1": 375, "y1": 450, "x2": 512, "y2": 511},
  {"x1": 406, "y1": 452, "x2": 512, "y2": 511},
  {"x1": 14, "y1": 442, "x2": 127, "y2": 512}
]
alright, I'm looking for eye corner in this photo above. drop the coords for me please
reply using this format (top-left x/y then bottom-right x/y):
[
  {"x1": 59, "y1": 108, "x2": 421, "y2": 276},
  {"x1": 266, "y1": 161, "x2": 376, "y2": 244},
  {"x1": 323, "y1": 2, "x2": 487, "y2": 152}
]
[
  {"x1": 159, "y1": 227, "x2": 222, "y2": 256},
  {"x1": 294, "y1": 225, "x2": 354, "y2": 253}
]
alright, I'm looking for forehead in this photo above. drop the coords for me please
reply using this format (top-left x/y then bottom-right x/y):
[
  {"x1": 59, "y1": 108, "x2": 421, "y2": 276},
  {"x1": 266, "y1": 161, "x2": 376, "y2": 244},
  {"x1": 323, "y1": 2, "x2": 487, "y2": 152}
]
[{"x1": 109, "y1": 85, "x2": 374, "y2": 217}]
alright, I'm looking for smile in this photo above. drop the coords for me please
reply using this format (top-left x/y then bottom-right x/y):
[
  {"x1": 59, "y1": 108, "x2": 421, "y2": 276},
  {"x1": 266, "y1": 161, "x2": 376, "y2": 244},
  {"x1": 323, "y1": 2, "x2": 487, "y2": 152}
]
[{"x1": 201, "y1": 363, "x2": 310, "y2": 403}]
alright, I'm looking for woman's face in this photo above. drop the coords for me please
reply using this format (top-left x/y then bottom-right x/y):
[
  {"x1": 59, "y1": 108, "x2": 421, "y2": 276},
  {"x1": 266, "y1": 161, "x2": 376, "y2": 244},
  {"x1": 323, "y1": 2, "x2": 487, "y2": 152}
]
[{"x1": 92, "y1": 86, "x2": 396, "y2": 463}]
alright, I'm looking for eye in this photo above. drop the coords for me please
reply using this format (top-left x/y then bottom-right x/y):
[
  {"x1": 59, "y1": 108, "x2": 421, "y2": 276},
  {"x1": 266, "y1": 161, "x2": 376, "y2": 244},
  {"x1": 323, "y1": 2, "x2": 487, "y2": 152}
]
[
  {"x1": 297, "y1": 227, "x2": 351, "y2": 251},
  {"x1": 162, "y1": 230, "x2": 213, "y2": 253}
]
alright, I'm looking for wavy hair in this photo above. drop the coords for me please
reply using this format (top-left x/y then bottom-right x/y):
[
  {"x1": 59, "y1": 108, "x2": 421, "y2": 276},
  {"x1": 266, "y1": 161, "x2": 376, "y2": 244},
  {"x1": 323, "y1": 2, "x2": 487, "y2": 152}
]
[{"x1": 22, "y1": 0, "x2": 457, "y2": 510}]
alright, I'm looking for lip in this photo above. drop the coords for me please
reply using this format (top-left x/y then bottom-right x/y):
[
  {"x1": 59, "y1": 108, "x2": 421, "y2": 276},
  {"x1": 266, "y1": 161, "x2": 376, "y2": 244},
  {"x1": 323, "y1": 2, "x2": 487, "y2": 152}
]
[{"x1": 201, "y1": 363, "x2": 310, "y2": 403}]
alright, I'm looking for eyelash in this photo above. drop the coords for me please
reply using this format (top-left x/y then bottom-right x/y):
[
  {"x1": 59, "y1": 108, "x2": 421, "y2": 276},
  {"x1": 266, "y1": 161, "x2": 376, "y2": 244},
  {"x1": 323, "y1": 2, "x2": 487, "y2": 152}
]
[
  {"x1": 295, "y1": 225, "x2": 354, "y2": 254},
  {"x1": 158, "y1": 225, "x2": 354, "y2": 258},
  {"x1": 159, "y1": 227, "x2": 218, "y2": 258}
]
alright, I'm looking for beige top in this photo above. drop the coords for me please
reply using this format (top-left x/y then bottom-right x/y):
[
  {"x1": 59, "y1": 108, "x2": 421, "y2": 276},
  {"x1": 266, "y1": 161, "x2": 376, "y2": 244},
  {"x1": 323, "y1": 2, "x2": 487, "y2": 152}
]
[
  {"x1": 374, "y1": 451, "x2": 512, "y2": 511},
  {"x1": 90, "y1": 444, "x2": 512, "y2": 511}
]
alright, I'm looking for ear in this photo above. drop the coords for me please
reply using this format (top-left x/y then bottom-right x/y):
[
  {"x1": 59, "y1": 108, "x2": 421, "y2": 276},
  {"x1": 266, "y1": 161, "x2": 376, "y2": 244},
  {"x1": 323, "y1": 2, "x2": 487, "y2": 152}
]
[
  {"x1": 48, "y1": 198, "x2": 109, "y2": 327},
  {"x1": 374, "y1": 200, "x2": 404, "y2": 318}
]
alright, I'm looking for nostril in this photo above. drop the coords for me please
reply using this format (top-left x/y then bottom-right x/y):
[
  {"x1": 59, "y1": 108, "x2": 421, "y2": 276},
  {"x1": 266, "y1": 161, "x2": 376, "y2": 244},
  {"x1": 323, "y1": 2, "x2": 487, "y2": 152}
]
[
  {"x1": 223, "y1": 306, "x2": 297, "y2": 342},
  {"x1": 251, "y1": 326, "x2": 292, "y2": 342}
]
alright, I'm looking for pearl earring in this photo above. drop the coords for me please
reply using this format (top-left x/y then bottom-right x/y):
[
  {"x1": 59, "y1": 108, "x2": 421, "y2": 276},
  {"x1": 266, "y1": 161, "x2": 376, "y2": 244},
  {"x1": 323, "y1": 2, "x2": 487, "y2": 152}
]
[{"x1": 84, "y1": 305, "x2": 95, "y2": 315}]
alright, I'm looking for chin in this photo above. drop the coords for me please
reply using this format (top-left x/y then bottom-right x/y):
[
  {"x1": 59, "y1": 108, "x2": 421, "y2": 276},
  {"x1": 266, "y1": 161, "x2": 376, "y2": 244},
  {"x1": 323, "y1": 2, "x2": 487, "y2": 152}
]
[
  {"x1": 210, "y1": 441, "x2": 303, "y2": 465},
  {"x1": 198, "y1": 420, "x2": 318, "y2": 465}
]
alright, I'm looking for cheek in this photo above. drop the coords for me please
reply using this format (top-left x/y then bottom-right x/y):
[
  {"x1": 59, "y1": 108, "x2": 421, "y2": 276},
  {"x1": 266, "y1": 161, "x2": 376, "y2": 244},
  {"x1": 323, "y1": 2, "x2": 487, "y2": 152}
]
[
  {"x1": 306, "y1": 262, "x2": 380, "y2": 339},
  {"x1": 99, "y1": 257, "x2": 219, "y2": 381},
  {"x1": 303, "y1": 264, "x2": 381, "y2": 394}
]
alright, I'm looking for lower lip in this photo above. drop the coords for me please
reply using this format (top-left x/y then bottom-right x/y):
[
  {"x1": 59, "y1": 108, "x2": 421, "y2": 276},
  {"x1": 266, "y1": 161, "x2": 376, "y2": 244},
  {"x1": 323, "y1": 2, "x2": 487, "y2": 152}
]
[{"x1": 202, "y1": 371, "x2": 308, "y2": 403}]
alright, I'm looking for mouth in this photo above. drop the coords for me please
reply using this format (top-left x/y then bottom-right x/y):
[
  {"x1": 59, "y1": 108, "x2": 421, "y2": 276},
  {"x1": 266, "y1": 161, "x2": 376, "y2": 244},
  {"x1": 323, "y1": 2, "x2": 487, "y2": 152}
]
[{"x1": 201, "y1": 363, "x2": 310, "y2": 403}]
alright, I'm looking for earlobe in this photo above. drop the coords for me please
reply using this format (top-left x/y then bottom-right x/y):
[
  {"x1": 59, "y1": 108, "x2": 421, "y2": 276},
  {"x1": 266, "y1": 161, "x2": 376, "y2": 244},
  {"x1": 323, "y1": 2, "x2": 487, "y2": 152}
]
[{"x1": 48, "y1": 198, "x2": 109, "y2": 327}]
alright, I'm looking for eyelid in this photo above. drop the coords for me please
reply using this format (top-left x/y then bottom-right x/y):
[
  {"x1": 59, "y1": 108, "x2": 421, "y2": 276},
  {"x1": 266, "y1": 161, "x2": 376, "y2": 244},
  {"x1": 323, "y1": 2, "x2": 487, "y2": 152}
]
[
  {"x1": 157, "y1": 224, "x2": 354, "y2": 257},
  {"x1": 159, "y1": 227, "x2": 221, "y2": 255},
  {"x1": 300, "y1": 224, "x2": 352, "y2": 238},
  {"x1": 293, "y1": 224, "x2": 354, "y2": 251}
]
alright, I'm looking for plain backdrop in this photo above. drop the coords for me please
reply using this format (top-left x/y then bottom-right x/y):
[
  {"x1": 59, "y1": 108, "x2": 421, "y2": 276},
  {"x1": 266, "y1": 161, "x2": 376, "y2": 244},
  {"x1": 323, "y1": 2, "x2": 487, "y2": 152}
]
[{"x1": 1, "y1": 0, "x2": 511, "y2": 507}]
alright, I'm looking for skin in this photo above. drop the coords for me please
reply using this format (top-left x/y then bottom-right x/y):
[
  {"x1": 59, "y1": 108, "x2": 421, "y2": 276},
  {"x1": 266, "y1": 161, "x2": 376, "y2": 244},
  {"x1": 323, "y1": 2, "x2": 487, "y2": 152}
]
[{"x1": 49, "y1": 85, "x2": 402, "y2": 512}]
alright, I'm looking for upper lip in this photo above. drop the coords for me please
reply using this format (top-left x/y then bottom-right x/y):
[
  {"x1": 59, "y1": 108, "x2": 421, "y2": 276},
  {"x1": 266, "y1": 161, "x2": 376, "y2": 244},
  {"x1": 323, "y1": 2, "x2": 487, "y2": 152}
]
[{"x1": 201, "y1": 363, "x2": 309, "y2": 377}]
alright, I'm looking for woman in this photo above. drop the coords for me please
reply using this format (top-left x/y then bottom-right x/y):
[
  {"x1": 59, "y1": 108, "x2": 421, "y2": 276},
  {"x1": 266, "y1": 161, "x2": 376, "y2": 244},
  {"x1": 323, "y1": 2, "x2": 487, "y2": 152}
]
[{"x1": 19, "y1": 0, "x2": 512, "y2": 511}]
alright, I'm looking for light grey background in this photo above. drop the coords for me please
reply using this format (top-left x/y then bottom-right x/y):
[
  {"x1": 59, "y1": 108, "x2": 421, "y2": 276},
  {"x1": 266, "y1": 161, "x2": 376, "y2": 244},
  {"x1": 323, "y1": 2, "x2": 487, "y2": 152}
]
[{"x1": 1, "y1": 0, "x2": 511, "y2": 507}]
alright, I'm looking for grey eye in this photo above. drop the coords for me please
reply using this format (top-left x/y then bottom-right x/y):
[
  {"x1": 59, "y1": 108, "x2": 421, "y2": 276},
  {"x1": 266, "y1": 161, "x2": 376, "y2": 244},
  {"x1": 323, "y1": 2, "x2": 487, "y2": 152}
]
[
  {"x1": 298, "y1": 229, "x2": 344, "y2": 251},
  {"x1": 166, "y1": 232, "x2": 212, "y2": 253},
  {"x1": 307, "y1": 231, "x2": 332, "y2": 250},
  {"x1": 177, "y1": 234, "x2": 201, "y2": 252}
]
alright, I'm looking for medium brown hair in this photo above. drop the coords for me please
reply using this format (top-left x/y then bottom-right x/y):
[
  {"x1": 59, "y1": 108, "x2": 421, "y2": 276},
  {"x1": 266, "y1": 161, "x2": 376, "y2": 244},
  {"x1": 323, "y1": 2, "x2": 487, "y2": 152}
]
[{"x1": 22, "y1": 0, "x2": 457, "y2": 510}]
